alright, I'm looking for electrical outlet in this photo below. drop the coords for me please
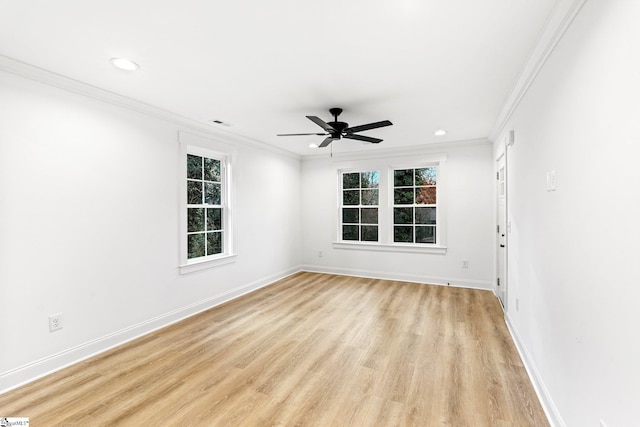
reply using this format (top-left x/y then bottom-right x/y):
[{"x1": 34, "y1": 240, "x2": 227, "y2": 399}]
[
  {"x1": 462, "y1": 260, "x2": 469, "y2": 268},
  {"x1": 600, "y1": 420, "x2": 608, "y2": 427},
  {"x1": 318, "y1": 250, "x2": 323, "y2": 258},
  {"x1": 49, "y1": 313, "x2": 64, "y2": 332}
]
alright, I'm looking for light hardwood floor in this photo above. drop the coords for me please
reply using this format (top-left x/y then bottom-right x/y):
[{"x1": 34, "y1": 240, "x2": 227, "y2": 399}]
[{"x1": 0, "y1": 273, "x2": 549, "y2": 426}]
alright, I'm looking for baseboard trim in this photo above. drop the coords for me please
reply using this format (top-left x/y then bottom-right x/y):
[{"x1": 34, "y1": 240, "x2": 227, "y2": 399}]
[
  {"x1": 0, "y1": 266, "x2": 302, "y2": 395},
  {"x1": 504, "y1": 313, "x2": 565, "y2": 427},
  {"x1": 301, "y1": 265, "x2": 493, "y2": 291}
]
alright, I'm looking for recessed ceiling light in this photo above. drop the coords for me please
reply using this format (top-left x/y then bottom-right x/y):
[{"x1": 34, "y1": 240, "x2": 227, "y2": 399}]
[
  {"x1": 434, "y1": 129, "x2": 447, "y2": 136},
  {"x1": 109, "y1": 57, "x2": 140, "y2": 71},
  {"x1": 210, "y1": 120, "x2": 231, "y2": 127},
  {"x1": 309, "y1": 143, "x2": 319, "y2": 149}
]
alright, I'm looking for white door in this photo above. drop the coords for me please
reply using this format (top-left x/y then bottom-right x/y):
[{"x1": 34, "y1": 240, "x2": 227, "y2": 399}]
[{"x1": 496, "y1": 154, "x2": 507, "y2": 309}]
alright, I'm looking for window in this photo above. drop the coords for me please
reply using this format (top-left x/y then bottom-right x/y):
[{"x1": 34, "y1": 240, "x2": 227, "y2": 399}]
[
  {"x1": 187, "y1": 153, "x2": 224, "y2": 259},
  {"x1": 340, "y1": 171, "x2": 379, "y2": 242},
  {"x1": 334, "y1": 155, "x2": 446, "y2": 253},
  {"x1": 393, "y1": 167, "x2": 437, "y2": 244},
  {"x1": 179, "y1": 131, "x2": 236, "y2": 273}
]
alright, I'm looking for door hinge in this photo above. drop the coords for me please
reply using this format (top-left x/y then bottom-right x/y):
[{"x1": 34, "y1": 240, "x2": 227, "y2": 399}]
[
  {"x1": 497, "y1": 224, "x2": 500, "y2": 233},
  {"x1": 497, "y1": 171, "x2": 499, "y2": 180},
  {"x1": 497, "y1": 277, "x2": 501, "y2": 287}
]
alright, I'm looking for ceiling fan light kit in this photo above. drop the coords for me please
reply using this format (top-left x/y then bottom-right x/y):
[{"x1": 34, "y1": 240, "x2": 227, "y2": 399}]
[{"x1": 278, "y1": 107, "x2": 393, "y2": 148}]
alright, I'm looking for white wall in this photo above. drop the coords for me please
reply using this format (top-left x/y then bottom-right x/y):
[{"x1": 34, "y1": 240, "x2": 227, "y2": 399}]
[
  {"x1": 301, "y1": 142, "x2": 494, "y2": 289},
  {"x1": 494, "y1": 1, "x2": 640, "y2": 425},
  {"x1": 0, "y1": 70, "x2": 302, "y2": 391}
]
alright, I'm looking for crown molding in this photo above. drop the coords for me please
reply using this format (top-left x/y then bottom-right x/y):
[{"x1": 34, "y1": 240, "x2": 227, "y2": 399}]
[
  {"x1": 0, "y1": 54, "x2": 300, "y2": 161},
  {"x1": 302, "y1": 138, "x2": 490, "y2": 163},
  {"x1": 489, "y1": 0, "x2": 588, "y2": 141}
]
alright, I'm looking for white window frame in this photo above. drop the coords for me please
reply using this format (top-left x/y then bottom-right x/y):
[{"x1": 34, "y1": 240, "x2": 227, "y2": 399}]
[
  {"x1": 333, "y1": 154, "x2": 447, "y2": 255},
  {"x1": 179, "y1": 132, "x2": 236, "y2": 274}
]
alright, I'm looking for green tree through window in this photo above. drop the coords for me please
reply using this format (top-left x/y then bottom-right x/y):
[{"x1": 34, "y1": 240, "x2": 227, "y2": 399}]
[{"x1": 187, "y1": 154, "x2": 224, "y2": 259}]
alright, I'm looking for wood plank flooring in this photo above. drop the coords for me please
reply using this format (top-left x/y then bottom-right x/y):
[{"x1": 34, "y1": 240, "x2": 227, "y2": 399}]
[{"x1": 0, "y1": 272, "x2": 549, "y2": 426}]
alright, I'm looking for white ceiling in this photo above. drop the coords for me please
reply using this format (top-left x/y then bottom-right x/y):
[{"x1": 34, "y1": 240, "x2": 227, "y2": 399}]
[{"x1": 0, "y1": 0, "x2": 558, "y2": 156}]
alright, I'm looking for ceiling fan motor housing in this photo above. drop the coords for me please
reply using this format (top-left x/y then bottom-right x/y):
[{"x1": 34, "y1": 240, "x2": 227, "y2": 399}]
[{"x1": 331, "y1": 121, "x2": 349, "y2": 135}]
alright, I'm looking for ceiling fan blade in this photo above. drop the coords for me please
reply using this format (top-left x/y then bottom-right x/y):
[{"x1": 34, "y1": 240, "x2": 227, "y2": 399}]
[
  {"x1": 345, "y1": 120, "x2": 393, "y2": 134},
  {"x1": 319, "y1": 136, "x2": 334, "y2": 148},
  {"x1": 277, "y1": 132, "x2": 327, "y2": 136},
  {"x1": 343, "y1": 134, "x2": 383, "y2": 144},
  {"x1": 307, "y1": 116, "x2": 336, "y2": 133}
]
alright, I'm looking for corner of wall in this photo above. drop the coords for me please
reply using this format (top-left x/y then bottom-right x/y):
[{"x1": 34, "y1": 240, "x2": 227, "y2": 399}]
[{"x1": 504, "y1": 313, "x2": 565, "y2": 427}]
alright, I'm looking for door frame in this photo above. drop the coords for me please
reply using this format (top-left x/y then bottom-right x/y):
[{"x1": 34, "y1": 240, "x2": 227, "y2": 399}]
[{"x1": 496, "y1": 150, "x2": 508, "y2": 310}]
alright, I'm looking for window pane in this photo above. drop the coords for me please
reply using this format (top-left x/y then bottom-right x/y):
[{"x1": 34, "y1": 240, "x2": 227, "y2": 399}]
[
  {"x1": 361, "y1": 208, "x2": 378, "y2": 224},
  {"x1": 361, "y1": 189, "x2": 378, "y2": 205},
  {"x1": 204, "y1": 182, "x2": 221, "y2": 205},
  {"x1": 188, "y1": 234, "x2": 205, "y2": 259},
  {"x1": 207, "y1": 208, "x2": 222, "y2": 230},
  {"x1": 394, "y1": 207, "x2": 413, "y2": 224},
  {"x1": 394, "y1": 169, "x2": 413, "y2": 186},
  {"x1": 394, "y1": 189, "x2": 414, "y2": 204},
  {"x1": 343, "y1": 173, "x2": 360, "y2": 189},
  {"x1": 188, "y1": 208, "x2": 205, "y2": 232},
  {"x1": 186, "y1": 151, "x2": 228, "y2": 261},
  {"x1": 343, "y1": 225, "x2": 359, "y2": 241},
  {"x1": 187, "y1": 181, "x2": 202, "y2": 204},
  {"x1": 415, "y1": 187, "x2": 436, "y2": 204},
  {"x1": 394, "y1": 226, "x2": 413, "y2": 243},
  {"x1": 206, "y1": 232, "x2": 222, "y2": 255},
  {"x1": 187, "y1": 154, "x2": 202, "y2": 180},
  {"x1": 415, "y1": 207, "x2": 436, "y2": 224},
  {"x1": 343, "y1": 190, "x2": 360, "y2": 205},
  {"x1": 416, "y1": 226, "x2": 436, "y2": 244},
  {"x1": 342, "y1": 208, "x2": 359, "y2": 224},
  {"x1": 362, "y1": 226, "x2": 378, "y2": 242},
  {"x1": 204, "y1": 158, "x2": 221, "y2": 182},
  {"x1": 415, "y1": 167, "x2": 437, "y2": 186},
  {"x1": 361, "y1": 171, "x2": 379, "y2": 189}
]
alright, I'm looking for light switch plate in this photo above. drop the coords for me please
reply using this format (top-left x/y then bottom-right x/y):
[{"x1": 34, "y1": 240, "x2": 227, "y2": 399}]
[{"x1": 546, "y1": 170, "x2": 557, "y2": 191}]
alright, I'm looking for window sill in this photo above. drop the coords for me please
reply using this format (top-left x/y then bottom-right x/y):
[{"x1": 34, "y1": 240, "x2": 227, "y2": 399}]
[
  {"x1": 332, "y1": 242, "x2": 447, "y2": 255},
  {"x1": 179, "y1": 254, "x2": 237, "y2": 274}
]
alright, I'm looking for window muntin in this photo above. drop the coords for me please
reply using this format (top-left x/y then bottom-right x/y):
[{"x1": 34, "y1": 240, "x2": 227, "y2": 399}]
[
  {"x1": 341, "y1": 171, "x2": 379, "y2": 242},
  {"x1": 186, "y1": 153, "x2": 224, "y2": 259},
  {"x1": 393, "y1": 167, "x2": 437, "y2": 244}
]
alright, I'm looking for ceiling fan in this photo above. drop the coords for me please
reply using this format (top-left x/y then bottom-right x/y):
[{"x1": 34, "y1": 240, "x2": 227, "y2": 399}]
[{"x1": 277, "y1": 108, "x2": 393, "y2": 148}]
